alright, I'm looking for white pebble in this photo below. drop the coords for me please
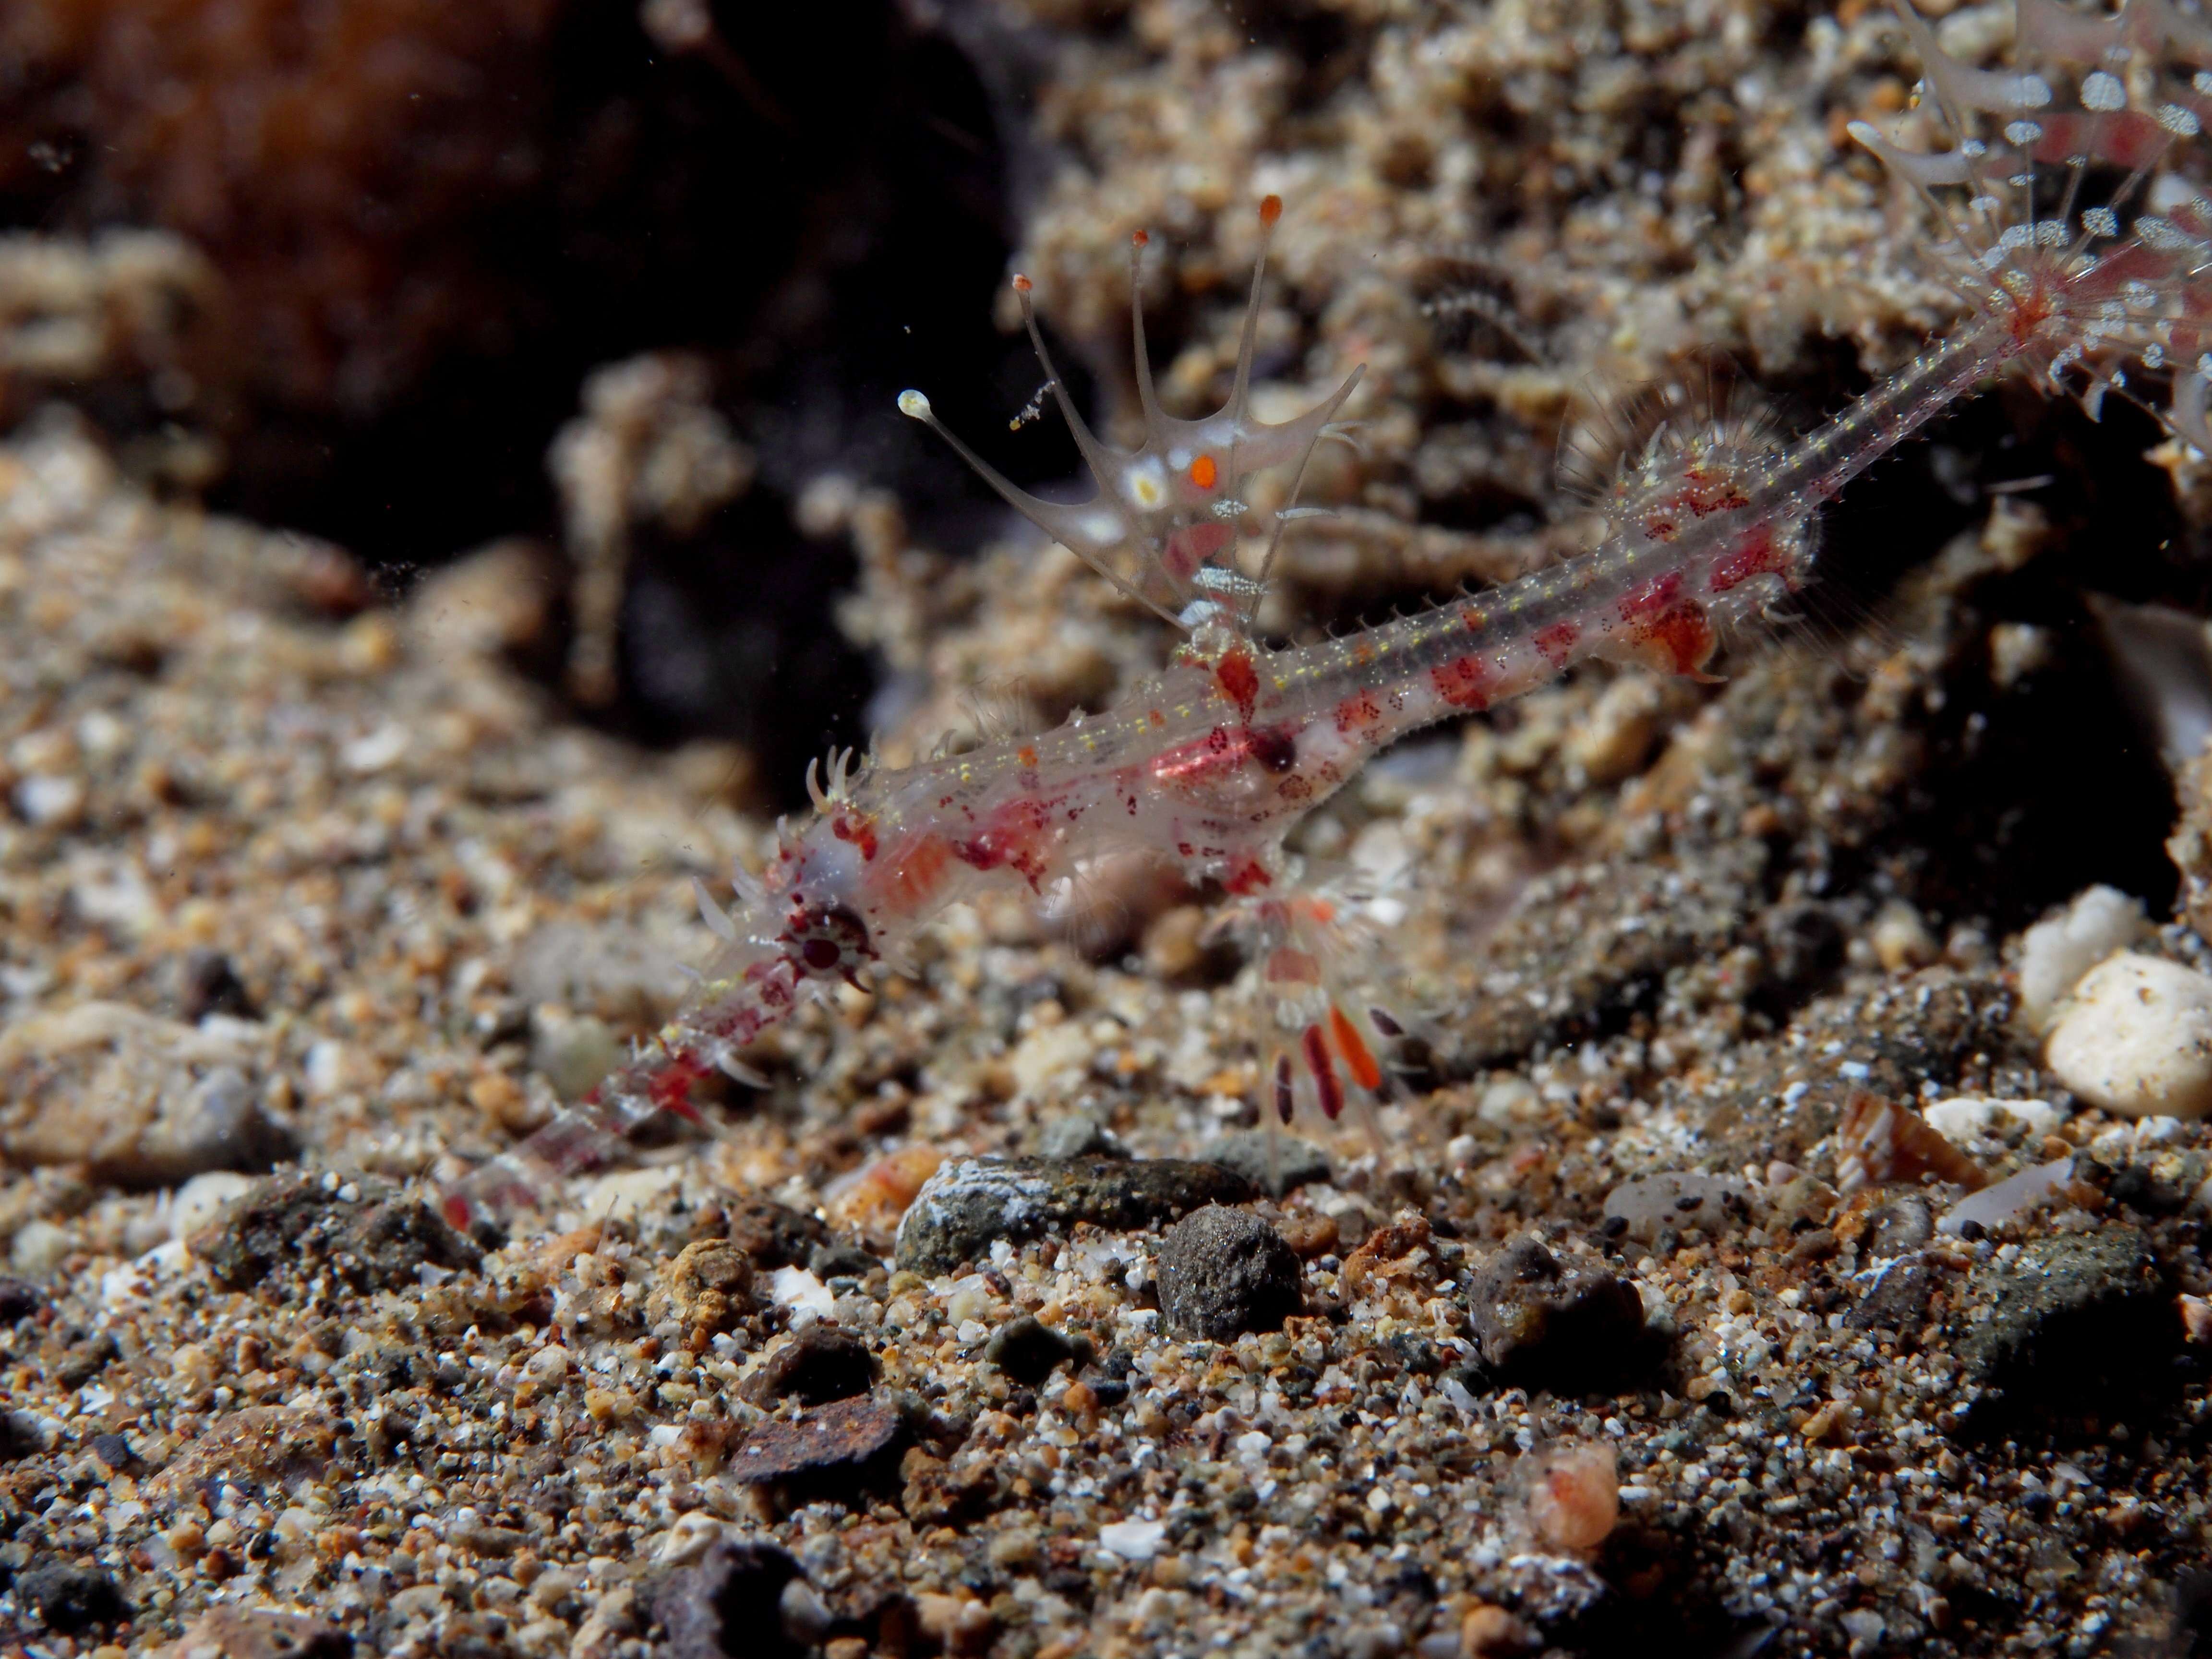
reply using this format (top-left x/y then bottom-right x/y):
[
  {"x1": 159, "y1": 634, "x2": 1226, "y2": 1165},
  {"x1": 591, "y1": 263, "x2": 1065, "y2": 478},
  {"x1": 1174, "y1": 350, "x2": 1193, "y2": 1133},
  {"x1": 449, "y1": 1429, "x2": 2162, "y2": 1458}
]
[
  {"x1": 1602, "y1": 1171, "x2": 1753, "y2": 1241},
  {"x1": 1938, "y1": 1157, "x2": 2073, "y2": 1236},
  {"x1": 2017, "y1": 884, "x2": 2146, "y2": 1033},
  {"x1": 770, "y1": 1266, "x2": 837, "y2": 1320},
  {"x1": 1921, "y1": 1096, "x2": 2061, "y2": 1150},
  {"x1": 172, "y1": 1169, "x2": 258, "y2": 1242},
  {"x1": 1098, "y1": 1518, "x2": 1168, "y2": 1561},
  {"x1": 2045, "y1": 952, "x2": 2212, "y2": 1119},
  {"x1": 10, "y1": 1218, "x2": 70, "y2": 1275}
]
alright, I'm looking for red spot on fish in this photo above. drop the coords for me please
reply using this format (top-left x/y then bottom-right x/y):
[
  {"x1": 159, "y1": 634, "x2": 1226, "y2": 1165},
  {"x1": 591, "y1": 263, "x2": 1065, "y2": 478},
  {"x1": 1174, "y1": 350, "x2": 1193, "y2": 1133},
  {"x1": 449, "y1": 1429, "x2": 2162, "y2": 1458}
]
[
  {"x1": 1621, "y1": 571, "x2": 1683, "y2": 619},
  {"x1": 830, "y1": 812, "x2": 878, "y2": 861},
  {"x1": 1707, "y1": 526, "x2": 1787, "y2": 593},
  {"x1": 1534, "y1": 621, "x2": 1580, "y2": 664},
  {"x1": 1431, "y1": 654, "x2": 1492, "y2": 710},
  {"x1": 1189, "y1": 454, "x2": 1218, "y2": 490},
  {"x1": 1149, "y1": 709, "x2": 1166, "y2": 726},
  {"x1": 1215, "y1": 647, "x2": 1260, "y2": 724},
  {"x1": 1334, "y1": 689, "x2": 1382, "y2": 733},
  {"x1": 1302, "y1": 1023, "x2": 1344, "y2": 1120},
  {"x1": 1224, "y1": 856, "x2": 1274, "y2": 895},
  {"x1": 954, "y1": 797, "x2": 1055, "y2": 887},
  {"x1": 649, "y1": 1050, "x2": 712, "y2": 1121}
]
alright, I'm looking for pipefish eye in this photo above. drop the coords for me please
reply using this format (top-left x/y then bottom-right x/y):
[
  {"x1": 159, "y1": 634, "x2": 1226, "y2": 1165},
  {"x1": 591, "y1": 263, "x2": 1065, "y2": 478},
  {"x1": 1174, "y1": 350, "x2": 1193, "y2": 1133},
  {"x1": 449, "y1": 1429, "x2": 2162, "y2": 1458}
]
[{"x1": 787, "y1": 901, "x2": 873, "y2": 978}]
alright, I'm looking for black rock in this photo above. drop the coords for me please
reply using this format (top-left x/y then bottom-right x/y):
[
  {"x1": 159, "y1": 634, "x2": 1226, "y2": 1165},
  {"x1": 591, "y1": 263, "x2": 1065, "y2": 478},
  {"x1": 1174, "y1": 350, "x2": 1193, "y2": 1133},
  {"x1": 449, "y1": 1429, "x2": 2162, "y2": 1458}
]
[
  {"x1": 1156, "y1": 1205, "x2": 1302, "y2": 1341},
  {"x1": 18, "y1": 1562, "x2": 129, "y2": 1634},
  {"x1": 741, "y1": 1325, "x2": 878, "y2": 1407},
  {"x1": 0, "y1": 1408, "x2": 43, "y2": 1461},
  {"x1": 1951, "y1": 1224, "x2": 2176, "y2": 1434},
  {"x1": 653, "y1": 1539, "x2": 808, "y2": 1659},
  {"x1": 0, "y1": 1275, "x2": 42, "y2": 1322},
  {"x1": 984, "y1": 1314, "x2": 1094, "y2": 1386},
  {"x1": 1200, "y1": 1130, "x2": 1332, "y2": 1193},
  {"x1": 1462, "y1": 1237, "x2": 1649, "y2": 1392},
  {"x1": 895, "y1": 1155, "x2": 1254, "y2": 1276},
  {"x1": 805, "y1": 1241, "x2": 880, "y2": 1282},
  {"x1": 722, "y1": 1197, "x2": 834, "y2": 1269}
]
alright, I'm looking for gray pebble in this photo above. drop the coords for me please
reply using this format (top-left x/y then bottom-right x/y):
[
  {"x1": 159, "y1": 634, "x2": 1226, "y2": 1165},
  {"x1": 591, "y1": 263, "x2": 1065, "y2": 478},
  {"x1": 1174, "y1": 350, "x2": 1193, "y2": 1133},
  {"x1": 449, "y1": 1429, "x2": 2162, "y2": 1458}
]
[
  {"x1": 895, "y1": 1155, "x2": 1253, "y2": 1276},
  {"x1": 1037, "y1": 1114, "x2": 1126, "y2": 1161},
  {"x1": 1200, "y1": 1129, "x2": 1332, "y2": 1192},
  {"x1": 1462, "y1": 1236, "x2": 1648, "y2": 1391},
  {"x1": 1155, "y1": 1205, "x2": 1301, "y2": 1341}
]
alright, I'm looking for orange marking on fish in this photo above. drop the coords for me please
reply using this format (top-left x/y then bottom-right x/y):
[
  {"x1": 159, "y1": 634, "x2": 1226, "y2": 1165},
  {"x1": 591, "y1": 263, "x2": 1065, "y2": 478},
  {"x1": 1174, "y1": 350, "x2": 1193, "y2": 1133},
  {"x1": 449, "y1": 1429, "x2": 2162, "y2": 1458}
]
[
  {"x1": 1017, "y1": 745, "x2": 1040, "y2": 769},
  {"x1": 870, "y1": 831, "x2": 953, "y2": 913},
  {"x1": 1334, "y1": 689, "x2": 1382, "y2": 733},
  {"x1": 1189, "y1": 454, "x2": 1218, "y2": 490},
  {"x1": 1329, "y1": 1005, "x2": 1383, "y2": 1092}
]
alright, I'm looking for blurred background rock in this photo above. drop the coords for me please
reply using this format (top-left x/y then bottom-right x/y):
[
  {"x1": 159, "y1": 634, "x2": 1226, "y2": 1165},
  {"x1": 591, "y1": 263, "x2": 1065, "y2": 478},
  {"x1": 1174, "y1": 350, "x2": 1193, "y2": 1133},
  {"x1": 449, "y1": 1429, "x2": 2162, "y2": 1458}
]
[{"x1": 0, "y1": 0, "x2": 1065, "y2": 791}]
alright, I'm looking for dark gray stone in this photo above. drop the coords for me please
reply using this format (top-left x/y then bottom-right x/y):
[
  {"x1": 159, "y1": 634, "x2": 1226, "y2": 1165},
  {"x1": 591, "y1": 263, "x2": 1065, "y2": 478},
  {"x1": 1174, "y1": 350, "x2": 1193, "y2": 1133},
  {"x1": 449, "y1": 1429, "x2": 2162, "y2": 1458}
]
[
  {"x1": 1156, "y1": 1205, "x2": 1302, "y2": 1341},
  {"x1": 1865, "y1": 1194, "x2": 1933, "y2": 1260},
  {"x1": 199, "y1": 1177, "x2": 480, "y2": 1293},
  {"x1": 653, "y1": 1538, "x2": 808, "y2": 1659},
  {"x1": 740, "y1": 1325, "x2": 877, "y2": 1407},
  {"x1": 1951, "y1": 1225, "x2": 2175, "y2": 1431},
  {"x1": 1200, "y1": 1130, "x2": 1332, "y2": 1193},
  {"x1": 1462, "y1": 1237, "x2": 1648, "y2": 1392},
  {"x1": 18, "y1": 1562, "x2": 129, "y2": 1634},
  {"x1": 895, "y1": 1155, "x2": 1254, "y2": 1276},
  {"x1": 984, "y1": 1313, "x2": 1093, "y2": 1385}
]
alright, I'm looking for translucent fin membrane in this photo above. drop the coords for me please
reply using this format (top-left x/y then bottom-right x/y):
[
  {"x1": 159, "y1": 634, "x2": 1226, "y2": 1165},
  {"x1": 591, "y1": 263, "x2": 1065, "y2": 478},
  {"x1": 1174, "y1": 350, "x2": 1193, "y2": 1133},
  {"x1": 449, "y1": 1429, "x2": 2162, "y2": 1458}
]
[
  {"x1": 899, "y1": 197, "x2": 1365, "y2": 636},
  {"x1": 1849, "y1": 0, "x2": 2212, "y2": 449}
]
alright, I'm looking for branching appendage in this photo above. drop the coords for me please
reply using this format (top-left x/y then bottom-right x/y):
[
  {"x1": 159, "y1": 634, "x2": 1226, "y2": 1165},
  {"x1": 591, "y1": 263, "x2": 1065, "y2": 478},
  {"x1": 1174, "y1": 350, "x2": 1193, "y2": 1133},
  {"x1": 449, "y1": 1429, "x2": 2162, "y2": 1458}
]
[
  {"x1": 898, "y1": 195, "x2": 1365, "y2": 638},
  {"x1": 1850, "y1": 0, "x2": 2212, "y2": 449}
]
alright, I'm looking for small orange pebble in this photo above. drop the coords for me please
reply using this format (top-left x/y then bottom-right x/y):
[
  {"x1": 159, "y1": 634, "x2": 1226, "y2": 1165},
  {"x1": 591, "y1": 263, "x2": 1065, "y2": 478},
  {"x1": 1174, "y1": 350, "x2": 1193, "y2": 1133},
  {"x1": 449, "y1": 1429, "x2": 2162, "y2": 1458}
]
[
  {"x1": 1461, "y1": 1603, "x2": 1535, "y2": 1657},
  {"x1": 1524, "y1": 1442, "x2": 1620, "y2": 1555},
  {"x1": 825, "y1": 1143, "x2": 945, "y2": 1247},
  {"x1": 536, "y1": 1226, "x2": 602, "y2": 1270}
]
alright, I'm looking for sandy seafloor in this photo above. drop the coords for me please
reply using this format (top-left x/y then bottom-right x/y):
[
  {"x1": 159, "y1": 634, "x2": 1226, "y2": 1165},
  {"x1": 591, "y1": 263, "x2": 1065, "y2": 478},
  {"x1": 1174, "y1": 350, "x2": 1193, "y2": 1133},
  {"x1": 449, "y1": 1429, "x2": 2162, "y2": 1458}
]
[{"x1": 10, "y1": 0, "x2": 2212, "y2": 1655}]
